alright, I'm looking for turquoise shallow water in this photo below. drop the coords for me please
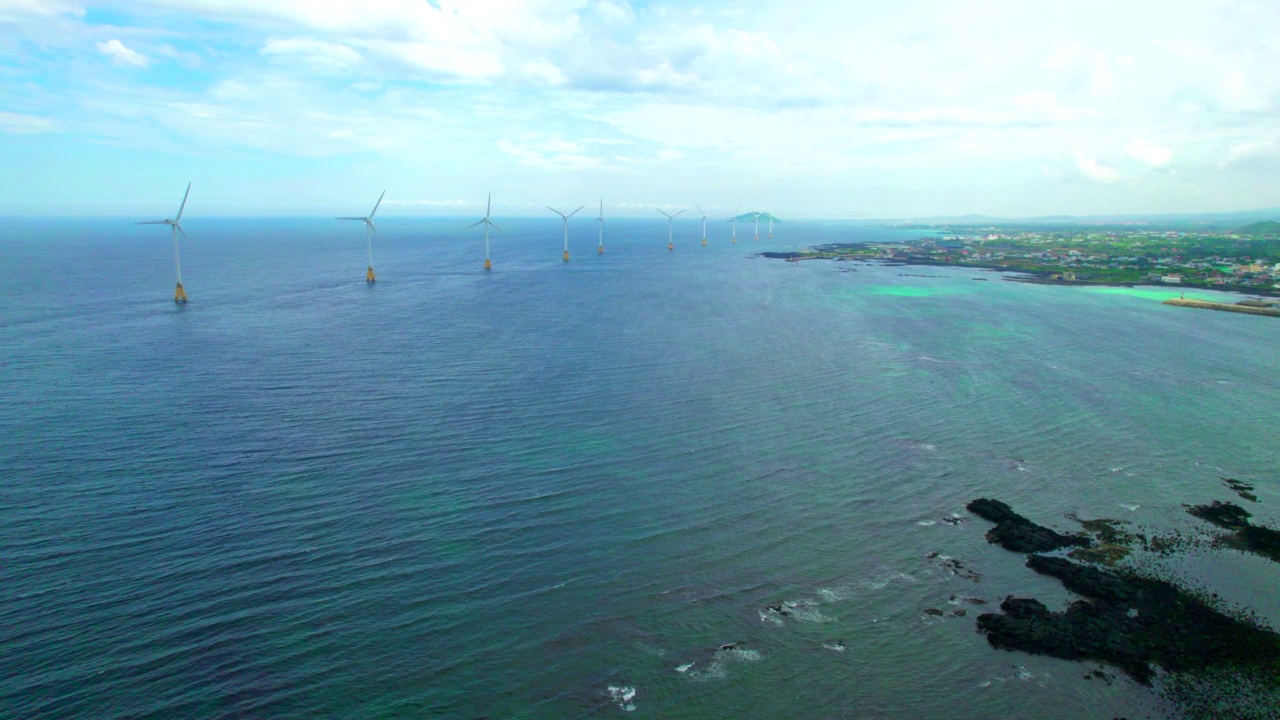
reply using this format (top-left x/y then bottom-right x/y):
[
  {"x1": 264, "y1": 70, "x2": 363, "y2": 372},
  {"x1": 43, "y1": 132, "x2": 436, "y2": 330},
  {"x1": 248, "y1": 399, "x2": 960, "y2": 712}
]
[{"x1": 1, "y1": 218, "x2": 1277, "y2": 719}]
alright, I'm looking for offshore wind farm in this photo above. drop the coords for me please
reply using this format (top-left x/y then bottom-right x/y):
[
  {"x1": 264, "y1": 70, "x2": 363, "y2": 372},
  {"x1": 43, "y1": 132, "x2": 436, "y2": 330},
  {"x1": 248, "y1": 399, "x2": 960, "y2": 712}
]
[
  {"x1": 6, "y1": 2, "x2": 1280, "y2": 720},
  {"x1": 6, "y1": 208, "x2": 1279, "y2": 720}
]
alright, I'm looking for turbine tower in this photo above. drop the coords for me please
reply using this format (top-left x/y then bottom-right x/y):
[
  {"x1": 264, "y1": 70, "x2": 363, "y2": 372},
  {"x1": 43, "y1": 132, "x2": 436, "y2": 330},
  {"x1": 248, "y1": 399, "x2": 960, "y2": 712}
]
[
  {"x1": 696, "y1": 204, "x2": 708, "y2": 247},
  {"x1": 135, "y1": 182, "x2": 192, "y2": 304},
  {"x1": 656, "y1": 207, "x2": 685, "y2": 251},
  {"x1": 729, "y1": 204, "x2": 740, "y2": 244},
  {"x1": 767, "y1": 210, "x2": 775, "y2": 239},
  {"x1": 753, "y1": 211, "x2": 762, "y2": 241},
  {"x1": 466, "y1": 192, "x2": 502, "y2": 271},
  {"x1": 594, "y1": 199, "x2": 605, "y2": 255},
  {"x1": 548, "y1": 204, "x2": 585, "y2": 262},
  {"x1": 337, "y1": 190, "x2": 385, "y2": 283}
]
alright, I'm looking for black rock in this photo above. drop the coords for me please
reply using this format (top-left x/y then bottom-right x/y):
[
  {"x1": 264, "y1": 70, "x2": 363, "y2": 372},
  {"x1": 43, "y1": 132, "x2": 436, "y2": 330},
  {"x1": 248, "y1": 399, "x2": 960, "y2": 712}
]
[
  {"x1": 976, "y1": 556, "x2": 1280, "y2": 686},
  {"x1": 966, "y1": 498, "x2": 1090, "y2": 553},
  {"x1": 1188, "y1": 501, "x2": 1252, "y2": 530}
]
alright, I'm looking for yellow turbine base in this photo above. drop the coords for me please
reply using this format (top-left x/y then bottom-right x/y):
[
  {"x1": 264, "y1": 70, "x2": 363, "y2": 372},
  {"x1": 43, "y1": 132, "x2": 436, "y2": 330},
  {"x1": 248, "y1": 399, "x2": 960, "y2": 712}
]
[
  {"x1": 366, "y1": 266, "x2": 376, "y2": 283},
  {"x1": 754, "y1": 235, "x2": 759, "y2": 241},
  {"x1": 769, "y1": 233, "x2": 774, "y2": 239},
  {"x1": 668, "y1": 242, "x2": 673, "y2": 251},
  {"x1": 598, "y1": 245, "x2": 603, "y2": 255},
  {"x1": 484, "y1": 258, "x2": 492, "y2": 271},
  {"x1": 174, "y1": 283, "x2": 187, "y2": 304},
  {"x1": 701, "y1": 238, "x2": 707, "y2": 246},
  {"x1": 563, "y1": 250, "x2": 570, "y2": 262},
  {"x1": 732, "y1": 238, "x2": 737, "y2": 244}
]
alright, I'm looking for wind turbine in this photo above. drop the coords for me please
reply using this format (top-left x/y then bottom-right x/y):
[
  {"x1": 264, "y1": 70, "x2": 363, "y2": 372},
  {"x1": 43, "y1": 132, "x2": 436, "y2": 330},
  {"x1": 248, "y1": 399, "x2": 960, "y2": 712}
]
[
  {"x1": 696, "y1": 204, "x2": 709, "y2": 247},
  {"x1": 729, "y1": 204, "x2": 741, "y2": 244},
  {"x1": 656, "y1": 207, "x2": 685, "y2": 251},
  {"x1": 548, "y1": 204, "x2": 585, "y2": 262},
  {"x1": 753, "y1": 211, "x2": 762, "y2": 241},
  {"x1": 594, "y1": 199, "x2": 605, "y2": 255},
  {"x1": 466, "y1": 192, "x2": 502, "y2": 271},
  {"x1": 766, "y1": 210, "x2": 775, "y2": 239},
  {"x1": 337, "y1": 190, "x2": 384, "y2": 283},
  {"x1": 135, "y1": 182, "x2": 192, "y2": 304}
]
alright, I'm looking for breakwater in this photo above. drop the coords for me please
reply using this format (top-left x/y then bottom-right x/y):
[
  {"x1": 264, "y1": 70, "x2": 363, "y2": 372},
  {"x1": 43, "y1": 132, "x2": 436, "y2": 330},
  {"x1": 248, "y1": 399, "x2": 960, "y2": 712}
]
[{"x1": 1162, "y1": 298, "x2": 1280, "y2": 317}]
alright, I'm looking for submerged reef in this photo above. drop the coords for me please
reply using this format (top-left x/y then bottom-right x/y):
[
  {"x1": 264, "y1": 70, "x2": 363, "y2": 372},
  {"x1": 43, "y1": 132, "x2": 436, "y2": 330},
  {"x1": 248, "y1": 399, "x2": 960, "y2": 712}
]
[
  {"x1": 1187, "y1": 500, "x2": 1280, "y2": 563},
  {"x1": 968, "y1": 498, "x2": 1280, "y2": 718}
]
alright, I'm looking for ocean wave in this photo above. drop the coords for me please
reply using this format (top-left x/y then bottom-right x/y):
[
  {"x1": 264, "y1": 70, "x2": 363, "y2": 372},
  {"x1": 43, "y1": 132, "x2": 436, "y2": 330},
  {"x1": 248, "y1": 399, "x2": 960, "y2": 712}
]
[{"x1": 606, "y1": 685, "x2": 636, "y2": 712}]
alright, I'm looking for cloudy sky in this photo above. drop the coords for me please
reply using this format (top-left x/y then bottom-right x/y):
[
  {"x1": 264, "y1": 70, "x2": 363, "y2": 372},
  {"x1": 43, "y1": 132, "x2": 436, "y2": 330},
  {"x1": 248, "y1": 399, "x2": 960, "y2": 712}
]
[{"x1": 2, "y1": 0, "x2": 1278, "y2": 218}]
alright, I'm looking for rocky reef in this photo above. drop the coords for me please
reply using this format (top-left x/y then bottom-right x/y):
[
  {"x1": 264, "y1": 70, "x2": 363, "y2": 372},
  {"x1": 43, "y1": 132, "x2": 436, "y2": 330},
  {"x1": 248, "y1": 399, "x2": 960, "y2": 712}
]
[
  {"x1": 968, "y1": 498, "x2": 1280, "y2": 717},
  {"x1": 966, "y1": 498, "x2": 1091, "y2": 553}
]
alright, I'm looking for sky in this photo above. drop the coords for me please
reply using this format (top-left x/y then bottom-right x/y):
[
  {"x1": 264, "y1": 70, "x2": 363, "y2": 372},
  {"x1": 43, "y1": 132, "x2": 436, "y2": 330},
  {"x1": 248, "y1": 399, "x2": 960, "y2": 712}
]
[{"x1": 1, "y1": 0, "x2": 1278, "y2": 218}]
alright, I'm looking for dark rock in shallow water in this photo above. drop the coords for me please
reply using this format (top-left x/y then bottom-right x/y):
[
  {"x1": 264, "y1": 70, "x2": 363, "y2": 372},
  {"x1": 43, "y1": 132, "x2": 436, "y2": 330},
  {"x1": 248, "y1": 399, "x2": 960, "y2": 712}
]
[
  {"x1": 977, "y1": 555, "x2": 1280, "y2": 685},
  {"x1": 966, "y1": 498, "x2": 1022, "y2": 524},
  {"x1": 1221, "y1": 477, "x2": 1259, "y2": 503},
  {"x1": 1189, "y1": 501, "x2": 1252, "y2": 530},
  {"x1": 966, "y1": 498, "x2": 1090, "y2": 553},
  {"x1": 1235, "y1": 525, "x2": 1280, "y2": 563},
  {"x1": 1187, "y1": 500, "x2": 1280, "y2": 562}
]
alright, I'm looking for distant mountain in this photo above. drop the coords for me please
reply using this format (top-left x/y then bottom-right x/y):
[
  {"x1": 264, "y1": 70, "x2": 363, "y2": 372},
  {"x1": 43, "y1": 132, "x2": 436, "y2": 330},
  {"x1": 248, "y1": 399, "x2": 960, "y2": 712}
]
[
  {"x1": 871, "y1": 208, "x2": 1280, "y2": 229},
  {"x1": 1235, "y1": 220, "x2": 1280, "y2": 235}
]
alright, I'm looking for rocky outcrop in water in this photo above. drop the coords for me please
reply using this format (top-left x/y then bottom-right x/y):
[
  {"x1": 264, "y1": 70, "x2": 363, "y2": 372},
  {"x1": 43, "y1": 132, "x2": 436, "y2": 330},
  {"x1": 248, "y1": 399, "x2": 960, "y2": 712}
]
[
  {"x1": 965, "y1": 498, "x2": 1090, "y2": 553},
  {"x1": 967, "y1": 498, "x2": 1280, "y2": 717},
  {"x1": 976, "y1": 555, "x2": 1280, "y2": 685},
  {"x1": 1188, "y1": 500, "x2": 1280, "y2": 563}
]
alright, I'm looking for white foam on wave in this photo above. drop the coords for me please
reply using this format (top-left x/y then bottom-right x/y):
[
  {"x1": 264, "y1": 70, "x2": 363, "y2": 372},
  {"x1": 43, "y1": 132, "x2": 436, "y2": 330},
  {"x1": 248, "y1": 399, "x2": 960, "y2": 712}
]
[
  {"x1": 817, "y1": 586, "x2": 855, "y2": 603},
  {"x1": 682, "y1": 646, "x2": 763, "y2": 682},
  {"x1": 856, "y1": 570, "x2": 915, "y2": 590},
  {"x1": 758, "y1": 609, "x2": 785, "y2": 627},
  {"x1": 822, "y1": 641, "x2": 847, "y2": 652},
  {"x1": 916, "y1": 519, "x2": 937, "y2": 526},
  {"x1": 675, "y1": 662, "x2": 694, "y2": 673},
  {"x1": 784, "y1": 601, "x2": 831, "y2": 623},
  {"x1": 607, "y1": 685, "x2": 636, "y2": 712},
  {"x1": 1119, "y1": 503, "x2": 1140, "y2": 511}
]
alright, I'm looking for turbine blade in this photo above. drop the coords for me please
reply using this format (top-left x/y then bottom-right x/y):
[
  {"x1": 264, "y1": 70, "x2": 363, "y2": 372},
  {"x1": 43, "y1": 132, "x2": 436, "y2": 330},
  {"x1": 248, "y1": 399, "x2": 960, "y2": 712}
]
[
  {"x1": 486, "y1": 191, "x2": 491, "y2": 218},
  {"x1": 370, "y1": 190, "x2": 385, "y2": 219},
  {"x1": 336, "y1": 216, "x2": 365, "y2": 221},
  {"x1": 547, "y1": 206, "x2": 564, "y2": 218},
  {"x1": 567, "y1": 205, "x2": 584, "y2": 218},
  {"x1": 175, "y1": 224, "x2": 189, "y2": 242},
  {"x1": 655, "y1": 208, "x2": 669, "y2": 218},
  {"x1": 489, "y1": 221, "x2": 504, "y2": 234},
  {"x1": 135, "y1": 220, "x2": 166, "y2": 225},
  {"x1": 465, "y1": 219, "x2": 486, "y2": 229},
  {"x1": 175, "y1": 182, "x2": 191, "y2": 221},
  {"x1": 696, "y1": 203, "x2": 704, "y2": 216},
  {"x1": 674, "y1": 208, "x2": 685, "y2": 217}
]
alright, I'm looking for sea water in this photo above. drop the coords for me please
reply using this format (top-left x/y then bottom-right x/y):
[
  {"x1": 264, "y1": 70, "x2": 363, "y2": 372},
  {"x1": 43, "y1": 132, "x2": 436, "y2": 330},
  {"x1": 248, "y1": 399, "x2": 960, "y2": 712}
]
[{"x1": 2, "y1": 218, "x2": 1277, "y2": 718}]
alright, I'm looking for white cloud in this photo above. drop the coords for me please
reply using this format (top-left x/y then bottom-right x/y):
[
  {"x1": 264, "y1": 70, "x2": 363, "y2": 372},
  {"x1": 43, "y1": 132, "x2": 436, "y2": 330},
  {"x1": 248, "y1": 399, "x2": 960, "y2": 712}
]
[
  {"x1": 96, "y1": 39, "x2": 149, "y2": 67},
  {"x1": 1071, "y1": 149, "x2": 1120, "y2": 184},
  {"x1": 1125, "y1": 139, "x2": 1172, "y2": 168},
  {"x1": 383, "y1": 198, "x2": 469, "y2": 207},
  {"x1": 261, "y1": 38, "x2": 361, "y2": 68},
  {"x1": 0, "y1": 111, "x2": 60, "y2": 133},
  {"x1": 496, "y1": 138, "x2": 599, "y2": 170},
  {"x1": 1221, "y1": 140, "x2": 1279, "y2": 169},
  {"x1": 0, "y1": 0, "x2": 84, "y2": 20}
]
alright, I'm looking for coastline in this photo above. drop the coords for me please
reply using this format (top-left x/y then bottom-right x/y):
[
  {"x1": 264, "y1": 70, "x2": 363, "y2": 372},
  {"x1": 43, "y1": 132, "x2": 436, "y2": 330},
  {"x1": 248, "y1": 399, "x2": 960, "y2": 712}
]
[{"x1": 762, "y1": 251, "x2": 1280, "y2": 299}]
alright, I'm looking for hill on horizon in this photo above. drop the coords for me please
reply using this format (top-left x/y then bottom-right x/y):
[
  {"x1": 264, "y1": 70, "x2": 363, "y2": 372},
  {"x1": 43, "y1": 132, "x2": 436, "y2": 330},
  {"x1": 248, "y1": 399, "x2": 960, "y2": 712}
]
[{"x1": 1235, "y1": 220, "x2": 1280, "y2": 235}]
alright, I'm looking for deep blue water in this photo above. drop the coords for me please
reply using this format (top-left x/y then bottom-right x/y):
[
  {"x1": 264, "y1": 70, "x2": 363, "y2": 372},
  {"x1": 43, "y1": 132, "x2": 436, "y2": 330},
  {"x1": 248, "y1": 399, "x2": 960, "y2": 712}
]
[{"x1": 2, "y1": 217, "x2": 1278, "y2": 719}]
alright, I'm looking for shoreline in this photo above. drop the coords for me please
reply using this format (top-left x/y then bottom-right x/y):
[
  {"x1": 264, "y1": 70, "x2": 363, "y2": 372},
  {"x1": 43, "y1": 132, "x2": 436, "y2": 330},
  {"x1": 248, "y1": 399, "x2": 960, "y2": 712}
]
[
  {"x1": 763, "y1": 251, "x2": 1280, "y2": 299},
  {"x1": 1163, "y1": 298, "x2": 1280, "y2": 317}
]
